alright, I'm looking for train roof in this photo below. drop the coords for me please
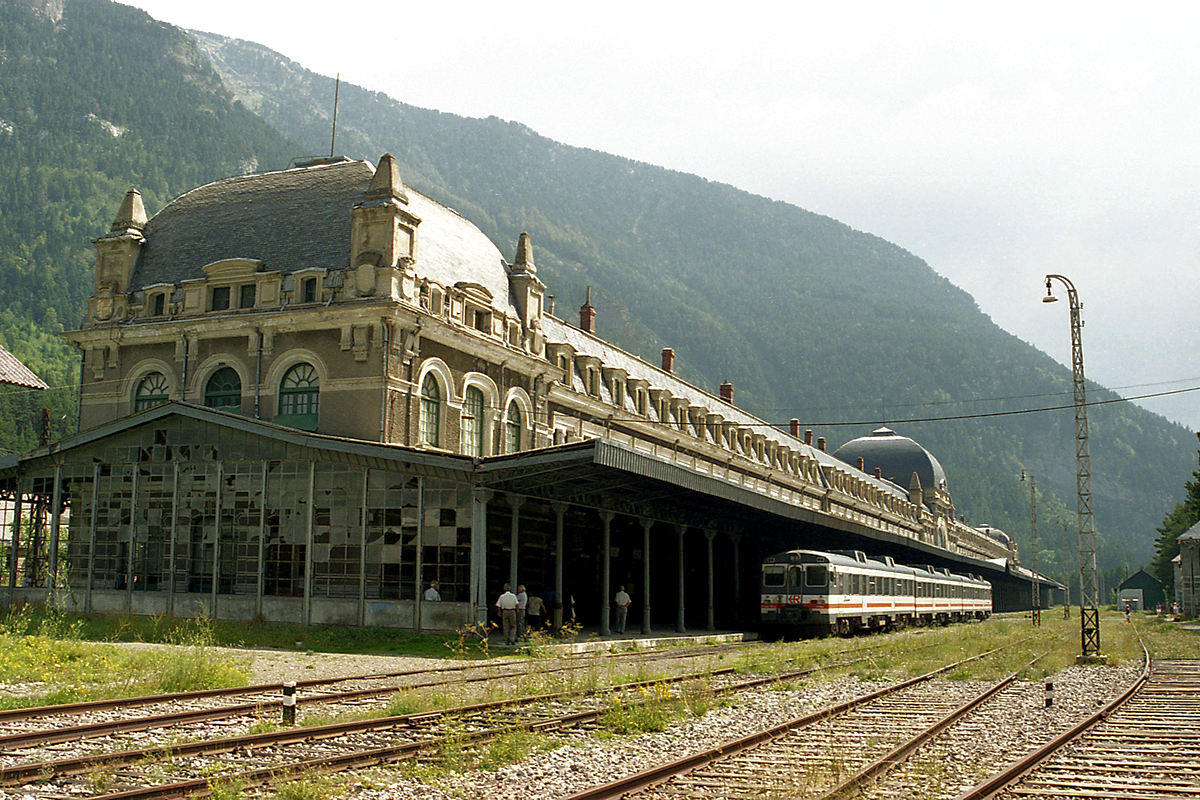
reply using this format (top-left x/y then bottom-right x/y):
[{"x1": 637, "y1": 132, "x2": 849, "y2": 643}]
[{"x1": 764, "y1": 549, "x2": 991, "y2": 586}]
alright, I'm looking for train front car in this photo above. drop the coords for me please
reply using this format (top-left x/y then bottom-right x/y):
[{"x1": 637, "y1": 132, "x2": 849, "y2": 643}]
[{"x1": 761, "y1": 550, "x2": 863, "y2": 637}]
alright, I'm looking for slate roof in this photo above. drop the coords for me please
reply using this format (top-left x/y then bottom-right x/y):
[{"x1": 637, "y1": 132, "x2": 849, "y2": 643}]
[
  {"x1": 538, "y1": 315, "x2": 907, "y2": 500},
  {"x1": 0, "y1": 346, "x2": 47, "y2": 390},
  {"x1": 831, "y1": 427, "x2": 948, "y2": 491},
  {"x1": 128, "y1": 159, "x2": 516, "y2": 315}
]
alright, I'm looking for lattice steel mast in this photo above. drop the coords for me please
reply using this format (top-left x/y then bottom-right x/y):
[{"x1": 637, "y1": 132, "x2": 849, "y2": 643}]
[
  {"x1": 1021, "y1": 470, "x2": 1040, "y2": 626},
  {"x1": 1043, "y1": 274, "x2": 1100, "y2": 656}
]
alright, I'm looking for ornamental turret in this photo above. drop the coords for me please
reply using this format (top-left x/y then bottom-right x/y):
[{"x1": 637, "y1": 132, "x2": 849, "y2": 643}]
[
  {"x1": 350, "y1": 153, "x2": 421, "y2": 299},
  {"x1": 88, "y1": 188, "x2": 146, "y2": 323},
  {"x1": 508, "y1": 231, "x2": 546, "y2": 350}
]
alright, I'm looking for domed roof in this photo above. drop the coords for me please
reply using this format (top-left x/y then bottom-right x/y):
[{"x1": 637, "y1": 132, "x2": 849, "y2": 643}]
[
  {"x1": 127, "y1": 158, "x2": 516, "y2": 315},
  {"x1": 832, "y1": 427, "x2": 947, "y2": 491}
]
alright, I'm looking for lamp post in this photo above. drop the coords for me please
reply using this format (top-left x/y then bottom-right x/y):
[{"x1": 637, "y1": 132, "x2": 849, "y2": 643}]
[
  {"x1": 1042, "y1": 274, "x2": 1101, "y2": 658},
  {"x1": 1020, "y1": 469, "x2": 1040, "y2": 626}
]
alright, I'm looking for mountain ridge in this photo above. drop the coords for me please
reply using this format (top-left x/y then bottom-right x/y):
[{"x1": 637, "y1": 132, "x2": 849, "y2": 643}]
[
  {"x1": 191, "y1": 29, "x2": 1195, "y2": 588},
  {"x1": 0, "y1": 0, "x2": 1190, "y2": 593}
]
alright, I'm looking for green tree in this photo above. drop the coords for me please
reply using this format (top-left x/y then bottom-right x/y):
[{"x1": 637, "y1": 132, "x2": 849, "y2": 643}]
[{"x1": 1152, "y1": 432, "x2": 1200, "y2": 593}]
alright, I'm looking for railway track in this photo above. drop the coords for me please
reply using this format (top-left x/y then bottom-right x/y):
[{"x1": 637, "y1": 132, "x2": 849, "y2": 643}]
[
  {"x1": 957, "y1": 656, "x2": 1200, "y2": 800},
  {"x1": 1, "y1": 635, "x2": 950, "y2": 798},
  {"x1": 0, "y1": 639, "x2": 757, "y2": 757},
  {"x1": 560, "y1": 645, "x2": 1018, "y2": 799}
]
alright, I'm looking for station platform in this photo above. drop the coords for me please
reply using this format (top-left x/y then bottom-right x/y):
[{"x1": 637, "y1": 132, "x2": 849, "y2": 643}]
[{"x1": 487, "y1": 628, "x2": 756, "y2": 654}]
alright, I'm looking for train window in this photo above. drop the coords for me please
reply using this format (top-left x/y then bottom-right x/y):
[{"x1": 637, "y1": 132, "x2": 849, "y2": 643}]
[
  {"x1": 868, "y1": 576, "x2": 877, "y2": 595},
  {"x1": 805, "y1": 566, "x2": 828, "y2": 588},
  {"x1": 763, "y1": 566, "x2": 785, "y2": 588},
  {"x1": 789, "y1": 566, "x2": 804, "y2": 589}
]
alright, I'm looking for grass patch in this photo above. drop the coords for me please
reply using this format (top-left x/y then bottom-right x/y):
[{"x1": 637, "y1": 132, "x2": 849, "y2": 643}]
[
  {"x1": 0, "y1": 607, "x2": 249, "y2": 706},
  {"x1": 51, "y1": 609, "x2": 464, "y2": 659},
  {"x1": 601, "y1": 682, "x2": 687, "y2": 734},
  {"x1": 477, "y1": 729, "x2": 561, "y2": 770}
]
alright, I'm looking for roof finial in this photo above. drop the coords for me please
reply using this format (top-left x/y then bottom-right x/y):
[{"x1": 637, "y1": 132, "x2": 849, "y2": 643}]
[
  {"x1": 110, "y1": 188, "x2": 147, "y2": 233},
  {"x1": 513, "y1": 231, "x2": 536, "y2": 273},
  {"x1": 365, "y1": 153, "x2": 408, "y2": 204}
]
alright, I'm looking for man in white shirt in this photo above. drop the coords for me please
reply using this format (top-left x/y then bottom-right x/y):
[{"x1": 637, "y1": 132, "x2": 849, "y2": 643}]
[
  {"x1": 515, "y1": 584, "x2": 529, "y2": 639},
  {"x1": 424, "y1": 580, "x2": 441, "y2": 602},
  {"x1": 495, "y1": 583, "x2": 519, "y2": 644},
  {"x1": 614, "y1": 585, "x2": 631, "y2": 634}
]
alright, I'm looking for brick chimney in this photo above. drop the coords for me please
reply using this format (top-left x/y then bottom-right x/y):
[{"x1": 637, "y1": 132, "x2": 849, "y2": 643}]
[
  {"x1": 804, "y1": 429, "x2": 814, "y2": 445},
  {"x1": 661, "y1": 348, "x2": 675, "y2": 373},
  {"x1": 790, "y1": 419, "x2": 800, "y2": 437},
  {"x1": 579, "y1": 286, "x2": 596, "y2": 333},
  {"x1": 719, "y1": 381, "x2": 734, "y2": 404},
  {"x1": 817, "y1": 437, "x2": 826, "y2": 451}
]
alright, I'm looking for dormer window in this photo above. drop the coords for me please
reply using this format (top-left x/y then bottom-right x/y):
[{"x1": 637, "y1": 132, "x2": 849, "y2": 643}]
[
  {"x1": 470, "y1": 307, "x2": 491, "y2": 334},
  {"x1": 211, "y1": 286, "x2": 230, "y2": 311},
  {"x1": 588, "y1": 369, "x2": 600, "y2": 397},
  {"x1": 637, "y1": 390, "x2": 647, "y2": 416},
  {"x1": 301, "y1": 277, "x2": 317, "y2": 304},
  {"x1": 612, "y1": 380, "x2": 624, "y2": 407},
  {"x1": 151, "y1": 293, "x2": 166, "y2": 317},
  {"x1": 239, "y1": 284, "x2": 256, "y2": 309}
]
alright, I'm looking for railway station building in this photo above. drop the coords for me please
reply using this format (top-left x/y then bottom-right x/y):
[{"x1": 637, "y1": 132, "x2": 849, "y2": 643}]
[{"x1": 1, "y1": 156, "x2": 1041, "y2": 631}]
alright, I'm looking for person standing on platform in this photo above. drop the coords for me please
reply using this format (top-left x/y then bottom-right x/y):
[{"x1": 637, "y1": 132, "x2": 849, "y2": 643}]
[
  {"x1": 424, "y1": 580, "x2": 441, "y2": 602},
  {"x1": 515, "y1": 584, "x2": 529, "y2": 639},
  {"x1": 526, "y1": 593, "x2": 545, "y2": 631},
  {"x1": 614, "y1": 585, "x2": 631, "y2": 634},
  {"x1": 496, "y1": 583, "x2": 518, "y2": 645}
]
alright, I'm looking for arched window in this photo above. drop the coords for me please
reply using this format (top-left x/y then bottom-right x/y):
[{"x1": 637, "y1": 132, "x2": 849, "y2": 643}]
[
  {"x1": 420, "y1": 374, "x2": 441, "y2": 447},
  {"x1": 505, "y1": 400, "x2": 522, "y2": 453},
  {"x1": 461, "y1": 386, "x2": 484, "y2": 457},
  {"x1": 204, "y1": 367, "x2": 241, "y2": 409},
  {"x1": 277, "y1": 363, "x2": 319, "y2": 430},
  {"x1": 134, "y1": 372, "x2": 169, "y2": 411}
]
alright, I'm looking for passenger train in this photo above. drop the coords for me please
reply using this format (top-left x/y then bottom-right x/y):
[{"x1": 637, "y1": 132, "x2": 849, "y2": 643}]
[{"x1": 760, "y1": 549, "x2": 992, "y2": 637}]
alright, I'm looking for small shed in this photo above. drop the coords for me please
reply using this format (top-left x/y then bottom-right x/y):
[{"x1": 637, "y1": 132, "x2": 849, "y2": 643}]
[
  {"x1": 1180, "y1": 523, "x2": 1200, "y2": 618},
  {"x1": 0, "y1": 345, "x2": 48, "y2": 391},
  {"x1": 1117, "y1": 568, "x2": 1164, "y2": 611}
]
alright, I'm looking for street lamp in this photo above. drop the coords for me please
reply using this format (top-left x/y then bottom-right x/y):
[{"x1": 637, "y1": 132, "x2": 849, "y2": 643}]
[
  {"x1": 1042, "y1": 274, "x2": 1102, "y2": 659},
  {"x1": 1020, "y1": 469, "x2": 1040, "y2": 627}
]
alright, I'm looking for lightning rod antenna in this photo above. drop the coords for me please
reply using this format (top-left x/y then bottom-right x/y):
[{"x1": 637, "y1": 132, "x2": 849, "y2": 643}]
[{"x1": 329, "y1": 73, "x2": 341, "y2": 158}]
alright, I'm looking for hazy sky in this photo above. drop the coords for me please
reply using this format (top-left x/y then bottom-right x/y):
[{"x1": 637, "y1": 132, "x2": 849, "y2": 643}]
[{"x1": 126, "y1": 0, "x2": 1200, "y2": 430}]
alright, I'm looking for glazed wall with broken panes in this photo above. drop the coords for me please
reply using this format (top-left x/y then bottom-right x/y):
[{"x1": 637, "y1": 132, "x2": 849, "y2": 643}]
[{"x1": 57, "y1": 421, "x2": 477, "y2": 612}]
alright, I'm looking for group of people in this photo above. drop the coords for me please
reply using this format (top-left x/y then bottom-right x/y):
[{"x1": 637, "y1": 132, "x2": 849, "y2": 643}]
[
  {"x1": 428, "y1": 577, "x2": 638, "y2": 644},
  {"x1": 495, "y1": 583, "x2": 633, "y2": 643},
  {"x1": 494, "y1": 583, "x2": 551, "y2": 644}
]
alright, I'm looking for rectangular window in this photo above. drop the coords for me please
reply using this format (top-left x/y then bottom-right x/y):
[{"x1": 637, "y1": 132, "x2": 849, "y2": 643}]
[
  {"x1": 239, "y1": 284, "x2": 256, "y2": 309},
  {"x1": 211, "y1": 286, "x2": 230, "y2": 311},
  {"x1": 152, "y1": 293, "x2": 165, "y2": 316},
  {"x1": 762, "y1": 566, "x2": 785, "y2": 588},
  {"x1": 302, "y1": 277, "x2": 317, "y2": 303},
  {"x1": 804, "y1": 565, "x2": 828, "y2": 588}
]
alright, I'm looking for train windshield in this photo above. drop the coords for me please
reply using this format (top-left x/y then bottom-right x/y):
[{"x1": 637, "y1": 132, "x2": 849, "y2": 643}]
[
  {"x1": 805, "y1": 565, "x2": 828, "y2": 588},
  {"x1": 763, "y1": 565, "x2": 786, "y2": 588}
]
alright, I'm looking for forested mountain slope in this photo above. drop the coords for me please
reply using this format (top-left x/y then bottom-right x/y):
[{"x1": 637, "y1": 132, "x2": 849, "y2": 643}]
[
  {"x1": 195, "y1": 31, "x2": 1196, "y2": 583},
  {"x1": 0, "y1": 0, "x2": 297, "y2": 447},
  {"x1": 0, "y1": 0, "x2": 1189, "y2": 589}
]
